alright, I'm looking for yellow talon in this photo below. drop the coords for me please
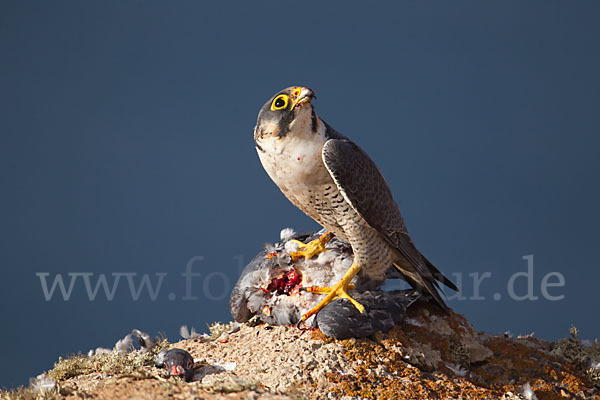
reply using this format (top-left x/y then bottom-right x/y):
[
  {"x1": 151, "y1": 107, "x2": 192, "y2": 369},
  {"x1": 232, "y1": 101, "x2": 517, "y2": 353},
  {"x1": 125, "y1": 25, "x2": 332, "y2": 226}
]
[
  {"x1": 302, "y1": 262, "x2": 364, "y2": 321},
  {"x1": 289, "y1": 231, "x2": 334, "y2": 262}
]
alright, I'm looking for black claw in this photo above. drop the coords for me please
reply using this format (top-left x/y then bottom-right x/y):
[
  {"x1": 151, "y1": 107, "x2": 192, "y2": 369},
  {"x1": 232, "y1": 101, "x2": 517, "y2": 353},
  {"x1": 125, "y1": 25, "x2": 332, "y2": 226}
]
[{"x1": 296, "y1": 318, "x2": 310, "y2": 332}]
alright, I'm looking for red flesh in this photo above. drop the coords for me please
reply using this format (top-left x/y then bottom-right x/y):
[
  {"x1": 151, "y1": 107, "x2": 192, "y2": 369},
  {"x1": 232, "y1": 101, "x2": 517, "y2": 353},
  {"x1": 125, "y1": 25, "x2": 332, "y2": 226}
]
[
  {"x1": 264, "y1": 268, "x2": 302, "y2": 295},
  {"x1": 169, "y1": 365, "x2": 184, "y2": 376}
]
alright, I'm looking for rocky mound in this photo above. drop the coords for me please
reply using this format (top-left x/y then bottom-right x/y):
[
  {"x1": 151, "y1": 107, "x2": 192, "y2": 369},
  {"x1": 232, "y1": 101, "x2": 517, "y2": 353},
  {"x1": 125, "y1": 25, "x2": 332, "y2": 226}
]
[{"x1": 3, "y1": 302, "x2": 599, "y2": 400}]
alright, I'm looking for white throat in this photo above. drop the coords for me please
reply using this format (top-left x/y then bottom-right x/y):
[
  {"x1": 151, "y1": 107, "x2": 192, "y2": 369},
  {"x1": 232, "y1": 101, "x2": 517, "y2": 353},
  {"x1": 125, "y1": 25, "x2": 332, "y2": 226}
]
[{"x1": 256, "y1": 116, "x2": 330, "y2": 185}]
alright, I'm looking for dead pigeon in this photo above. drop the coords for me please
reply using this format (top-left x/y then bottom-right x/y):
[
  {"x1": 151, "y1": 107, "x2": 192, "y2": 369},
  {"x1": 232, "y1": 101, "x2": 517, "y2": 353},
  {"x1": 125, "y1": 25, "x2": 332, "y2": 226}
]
[{"x1": 155, "y1": 348, "x2": 195, "y2": 382}]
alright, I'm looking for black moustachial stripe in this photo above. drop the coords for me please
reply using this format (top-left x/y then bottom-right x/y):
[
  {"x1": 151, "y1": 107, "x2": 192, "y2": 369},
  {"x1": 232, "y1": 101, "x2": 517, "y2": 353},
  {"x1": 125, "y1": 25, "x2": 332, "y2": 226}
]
[{"x1": 277, "y1": 111, "x2": 294, "y2": 138}]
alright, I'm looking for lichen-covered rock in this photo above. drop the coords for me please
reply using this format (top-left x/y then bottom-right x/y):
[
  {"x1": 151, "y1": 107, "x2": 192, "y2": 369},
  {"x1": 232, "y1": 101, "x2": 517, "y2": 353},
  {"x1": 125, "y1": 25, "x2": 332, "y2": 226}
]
[{"x1": 7, "y1": 310, "x2": 599, "y2": 400}]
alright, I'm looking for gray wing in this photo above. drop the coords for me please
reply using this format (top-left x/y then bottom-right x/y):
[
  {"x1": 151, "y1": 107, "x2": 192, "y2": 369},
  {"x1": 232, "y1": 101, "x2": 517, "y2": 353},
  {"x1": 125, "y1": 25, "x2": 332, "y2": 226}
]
[
  {"x1": 315, "y1": 290, "x2": 419, "y2": 339},
  {"x1": 322, "y1": 137, "x2": 457, "y2": 307}
]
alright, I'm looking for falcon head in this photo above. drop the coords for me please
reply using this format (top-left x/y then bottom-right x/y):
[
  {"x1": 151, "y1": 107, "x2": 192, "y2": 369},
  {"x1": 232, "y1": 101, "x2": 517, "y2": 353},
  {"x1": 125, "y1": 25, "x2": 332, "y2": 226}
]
[{"x1": 254, "y1": 86, "x2": 317, "y2": 142}]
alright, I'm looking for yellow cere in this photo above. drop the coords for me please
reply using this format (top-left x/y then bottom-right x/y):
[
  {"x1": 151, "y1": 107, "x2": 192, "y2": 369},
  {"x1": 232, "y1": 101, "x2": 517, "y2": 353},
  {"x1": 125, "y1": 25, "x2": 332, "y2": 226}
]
[
  {"x1": 291, "y1": 87, "x2": 302, "y2": 99},
  {"x1": 271, "y1": 94, "x2": 289, "y2": 111}
]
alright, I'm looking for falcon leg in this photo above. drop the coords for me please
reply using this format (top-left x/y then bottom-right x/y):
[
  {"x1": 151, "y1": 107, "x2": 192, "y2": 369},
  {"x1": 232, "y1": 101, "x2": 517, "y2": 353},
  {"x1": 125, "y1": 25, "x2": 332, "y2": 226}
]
[
  {"x1": 301, "y1": 262, "x2": 364, "y2": 321},
  {"x1": 289, "y1": 231, "x2": 334, "y2": 262}
]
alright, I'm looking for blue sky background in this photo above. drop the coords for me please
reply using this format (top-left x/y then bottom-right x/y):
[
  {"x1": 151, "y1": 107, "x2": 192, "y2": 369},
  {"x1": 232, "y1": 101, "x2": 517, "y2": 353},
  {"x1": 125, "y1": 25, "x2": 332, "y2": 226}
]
[{"x1": 1, "y1": 0, "x2": 599, "y2": 389}]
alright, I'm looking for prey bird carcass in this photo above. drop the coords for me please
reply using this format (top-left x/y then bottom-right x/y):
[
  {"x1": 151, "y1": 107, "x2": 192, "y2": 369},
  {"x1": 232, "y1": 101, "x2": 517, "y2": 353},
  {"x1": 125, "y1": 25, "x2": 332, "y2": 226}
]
[{"x1": 230, "y1": 229, "x2": 420, "y2": 339}]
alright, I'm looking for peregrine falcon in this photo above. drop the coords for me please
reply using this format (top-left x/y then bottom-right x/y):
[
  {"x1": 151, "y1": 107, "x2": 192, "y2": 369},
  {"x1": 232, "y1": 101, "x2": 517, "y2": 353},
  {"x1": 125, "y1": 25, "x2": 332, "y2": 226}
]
[{"x1": 253, "y1": 86, "x2": 457, "y2": 321}]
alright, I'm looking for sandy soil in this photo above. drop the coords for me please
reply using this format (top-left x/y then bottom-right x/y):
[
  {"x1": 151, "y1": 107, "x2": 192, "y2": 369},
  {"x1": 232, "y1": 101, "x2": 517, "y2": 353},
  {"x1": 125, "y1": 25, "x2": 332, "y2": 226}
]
[{"x1": 3, "y1": 302, "x2": 599, "y2": 400}]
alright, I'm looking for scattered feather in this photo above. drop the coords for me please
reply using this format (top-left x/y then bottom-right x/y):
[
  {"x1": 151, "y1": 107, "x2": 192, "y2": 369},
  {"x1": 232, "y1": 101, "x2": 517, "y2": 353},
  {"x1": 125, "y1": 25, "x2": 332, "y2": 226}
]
[
  {"x1": 404, "y1": 318, "x2": 424, "y2": 327},
  {"x1": 263, "y1": 243, "x2": 277, "y2": 253},
  {"x1": 445, "y1": 363, "x2": 468, "y2": 377},
  {"x1": 284, "y1": 240, "x2": 300, "y2": 254},
  {"x1": 315, "y1": 250, "x2": 337, "y2": 265},
  {"x1": 517, "y1": 332, "x2": 535, "y2": 339},
  {"x1": 216, "y1": 361, "x2": 237, "y2": 371},
  {"x1": 87, "y1": 347, "x2": 111, "y2": 357},
  {"x1": 227, "y1": 322, "x2": 241, "y2": 334},
  {"x1": 87, "y1": 329, "x2": 153, "y2": 356},
  {"x1": 522, "y1": 382, "x2": 538, "y2": 400},
  {"x1": 132, "y1": 329, "x2": 154, "y2": 352},
  {"x1": 180, "y1": 325, "x2": 205, "y2": 339},
  {"x1": 280, "y1": 228, "x2": 296, "y2": 242},
  {"x1": 217, "y1": 332, "x2": 229, "y2": 342},
  {"x1": 114, "y1": 333, "x2": 134, "y2": 354},
  {"x1": 29, "y1": 374, "x2": 56, "y2": 392}
]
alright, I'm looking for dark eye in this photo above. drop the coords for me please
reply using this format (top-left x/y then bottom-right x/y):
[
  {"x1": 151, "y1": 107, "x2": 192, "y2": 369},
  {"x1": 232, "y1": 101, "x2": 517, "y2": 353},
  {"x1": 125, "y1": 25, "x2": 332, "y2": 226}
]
[{"x1": 271, "y1": 95, "x2": 289, "y2": 111}]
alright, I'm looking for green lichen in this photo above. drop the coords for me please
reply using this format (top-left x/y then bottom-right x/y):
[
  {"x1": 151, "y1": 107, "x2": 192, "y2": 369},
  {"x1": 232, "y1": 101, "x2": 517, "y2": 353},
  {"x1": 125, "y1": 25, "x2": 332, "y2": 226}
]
[
  {"x1": 48, "y1": 338, "x2": 168, "y2": 382},
  {"x1": 207, "y1": 321, "x2": 236, "y2": 339},
  {"x1": 588, "y1": 366, "x2": 600, "y2": 388},
  {"x1": 0, "y1": 387, "x2": 60, "y2": 400},
  {"x1": 244, "y1": 315, "x2": 263, "y2": 328},
  {"x1": 449, "y1": 339, "x2": 471, "y2": 367},
  {"x1": 551, "y1": 326, "x2": 590, "y2": 370},
  {"x1": 570, "y1": 325, "x2": 580, "y2": 341}
]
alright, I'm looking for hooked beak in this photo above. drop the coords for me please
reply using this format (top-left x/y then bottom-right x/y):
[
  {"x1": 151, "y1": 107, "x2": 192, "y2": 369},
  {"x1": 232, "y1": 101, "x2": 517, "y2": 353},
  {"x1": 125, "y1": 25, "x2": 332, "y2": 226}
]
[{"x1": 290, "y1": 87, "x2": 315, "y2": 111}]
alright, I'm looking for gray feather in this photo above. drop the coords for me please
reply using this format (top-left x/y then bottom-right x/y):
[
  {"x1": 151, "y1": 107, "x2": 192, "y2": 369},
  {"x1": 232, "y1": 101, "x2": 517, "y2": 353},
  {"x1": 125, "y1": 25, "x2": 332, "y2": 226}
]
[
  {"x1": 321, "y1": 132, "x2": 457, "y2": 308},
  {"x1": 315, "y1": 290, "x2": 420, "y2": 339}
]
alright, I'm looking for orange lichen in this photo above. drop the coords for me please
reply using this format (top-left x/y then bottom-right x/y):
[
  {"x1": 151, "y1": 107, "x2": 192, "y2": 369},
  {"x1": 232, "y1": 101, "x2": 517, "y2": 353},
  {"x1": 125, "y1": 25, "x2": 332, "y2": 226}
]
[
  {"x1": 309, "y1": 328, "x2": 335, "y2": 344},
  {"x1": 308, "y1": 302, "x2": 599, "y2": 399}
]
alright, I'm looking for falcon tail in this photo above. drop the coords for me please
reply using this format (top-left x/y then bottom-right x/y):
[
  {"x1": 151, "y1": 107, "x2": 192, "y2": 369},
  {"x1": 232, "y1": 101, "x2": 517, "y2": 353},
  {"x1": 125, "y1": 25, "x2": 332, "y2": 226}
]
[{"x1": 392, "y1": 256, "x2": 458, "y2": 312}]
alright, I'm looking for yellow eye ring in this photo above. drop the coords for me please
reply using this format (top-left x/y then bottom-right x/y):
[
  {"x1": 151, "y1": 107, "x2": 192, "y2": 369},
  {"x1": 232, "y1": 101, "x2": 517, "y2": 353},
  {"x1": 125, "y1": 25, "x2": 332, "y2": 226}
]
[{"x1": 271, "y1": 94, "x2": 289, "y2": 111}]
